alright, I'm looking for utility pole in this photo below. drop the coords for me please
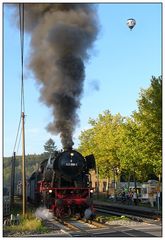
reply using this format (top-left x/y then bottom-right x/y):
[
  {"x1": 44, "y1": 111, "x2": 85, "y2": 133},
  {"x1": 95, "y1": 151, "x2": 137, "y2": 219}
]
[
  {"x1": 22, "y1": 112, "x2": 26, "y2": 215},
  {"x1": 10, "y1": 152, "x2": 16, "y2": 207}
]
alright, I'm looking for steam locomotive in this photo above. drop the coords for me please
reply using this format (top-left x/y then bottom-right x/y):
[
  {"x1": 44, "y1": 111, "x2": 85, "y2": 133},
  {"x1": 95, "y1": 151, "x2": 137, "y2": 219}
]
[{"x1": 28, "y1": 148, "x2": 96, "y2": 219}]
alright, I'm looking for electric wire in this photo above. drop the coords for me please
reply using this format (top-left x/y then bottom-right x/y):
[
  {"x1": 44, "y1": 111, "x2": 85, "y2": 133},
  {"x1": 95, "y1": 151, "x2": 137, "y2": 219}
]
[
  {"x1": 12, "y1": 3, "x2": 25, "y2": 155},
  {"x1": 12, "y1": 115, "x2": 21, "y2": 154},
  {"x1": 16, "y1": 123, "x2": 22, "y2": 153},
  {"x1": 19, "y1": 3, "x2": 25, "y2": 113}
]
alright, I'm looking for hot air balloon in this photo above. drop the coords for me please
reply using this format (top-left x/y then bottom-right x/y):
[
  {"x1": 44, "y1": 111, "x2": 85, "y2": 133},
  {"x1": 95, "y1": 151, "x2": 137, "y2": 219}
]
[{"x1": 127, "y1": 18, "x2": 136, "y2": 30}]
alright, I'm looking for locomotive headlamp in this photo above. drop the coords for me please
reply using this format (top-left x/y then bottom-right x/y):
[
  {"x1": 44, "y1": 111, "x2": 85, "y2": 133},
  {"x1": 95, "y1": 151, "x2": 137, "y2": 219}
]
[
  {"x1": 90, "y1": 189, "x2": 94, "y2": 193},
  {"x1": 49, "y1": 190, "x2": 52, "y2": 193},
  {"x1": 70, "y1": 152, "x2": 74, "y2": 156}
]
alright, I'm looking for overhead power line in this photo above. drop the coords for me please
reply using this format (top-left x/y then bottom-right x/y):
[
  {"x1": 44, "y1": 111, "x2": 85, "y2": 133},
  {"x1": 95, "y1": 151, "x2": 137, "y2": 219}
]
[
  {"x1": 19, "y1": 3, "x2": 25, "y2": 113},
  {"x1": 12, "y1": 4, "x2": 25, "y2": 154},
  {"x1": 12, "y1": 115, "x2": 21, "y2": 154}
]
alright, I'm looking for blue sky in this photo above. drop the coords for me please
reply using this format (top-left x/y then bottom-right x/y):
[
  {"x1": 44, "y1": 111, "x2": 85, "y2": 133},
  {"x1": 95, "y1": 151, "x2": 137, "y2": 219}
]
[{"x1": 4, "y1": 3, "x2": 162, "y2": 157}]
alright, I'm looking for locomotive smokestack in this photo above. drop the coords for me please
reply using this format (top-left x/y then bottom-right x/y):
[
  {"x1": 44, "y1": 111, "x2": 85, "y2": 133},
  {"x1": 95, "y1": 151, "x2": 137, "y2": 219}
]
[
  {"x1": 13, "y1": 3, "x2": 99, "y2": 148},
  {"x1": 63, "y1": 146, "x2": 72, "y2": 152}
]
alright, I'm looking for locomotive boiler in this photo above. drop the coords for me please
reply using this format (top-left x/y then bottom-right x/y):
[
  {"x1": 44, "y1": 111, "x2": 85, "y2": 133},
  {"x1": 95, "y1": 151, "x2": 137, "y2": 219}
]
[{"x1": 28, "y1": 148, "x2": 96, "y2": 219}]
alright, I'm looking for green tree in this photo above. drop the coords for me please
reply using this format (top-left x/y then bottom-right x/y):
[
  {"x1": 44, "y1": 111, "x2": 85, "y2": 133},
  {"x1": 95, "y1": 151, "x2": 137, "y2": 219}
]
[
  {"x1": 78, "y1": 76, "x2": 162, "y2": 188},
  {"x1": 78, "y1": 128, "x2": 96, "y2": 156},
  {"x1": 44, "y1": 138, "x2": 57, "y2": 155},
  {"x1": 79, "y1": 111, "x2": 125, "y2": 183},
  {"x1": 133, "y1": 76, "x2": 162, "y2": 177},
  {"x1": 118, "y1": 117, "x2": 147, "y2": 187}
]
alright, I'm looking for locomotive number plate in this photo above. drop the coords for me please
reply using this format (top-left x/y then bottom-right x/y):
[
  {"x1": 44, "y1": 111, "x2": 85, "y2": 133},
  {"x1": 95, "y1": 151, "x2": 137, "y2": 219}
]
[{"x1": 65, "y1": 163, "x2": 78, "y2": 166}]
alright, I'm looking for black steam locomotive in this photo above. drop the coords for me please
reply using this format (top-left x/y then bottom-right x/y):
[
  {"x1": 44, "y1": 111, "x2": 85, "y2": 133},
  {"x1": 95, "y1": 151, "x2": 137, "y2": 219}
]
[{"x1": 28, "y1": 149, "x2": 95, "y2": 219}]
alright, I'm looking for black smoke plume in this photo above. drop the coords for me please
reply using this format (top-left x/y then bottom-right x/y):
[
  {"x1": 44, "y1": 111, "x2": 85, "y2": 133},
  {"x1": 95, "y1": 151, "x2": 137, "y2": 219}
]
[{"x1": 15, "y1": 3, "x2": 99, "y2": 148}]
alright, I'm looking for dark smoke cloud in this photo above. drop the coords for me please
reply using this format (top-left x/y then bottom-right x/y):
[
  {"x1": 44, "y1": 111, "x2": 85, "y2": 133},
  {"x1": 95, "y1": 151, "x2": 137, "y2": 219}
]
[{"x1": 14, "y1": 3, "x2": 99, "y2": 148}]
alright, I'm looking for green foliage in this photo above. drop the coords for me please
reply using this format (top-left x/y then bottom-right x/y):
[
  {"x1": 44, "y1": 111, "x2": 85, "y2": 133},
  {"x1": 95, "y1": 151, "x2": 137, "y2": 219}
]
[
  {"x1": 79, "y1": 110, "x2": 125, "y2": 180},
  {"x1": 133, "y1": 76, "x2": 162, "y2": 176},
  {"x1": 4, "y1": 215, "x2": 47, "y2": 233},
  {"x1": 96, "y1": 215, "x2": 129, "y2": 222},
  {"x1": 4, "y1": 200, "x2": 48, "y2": 235},
  {"x1": 78, "y1": 76, "x2": 162, "y2": 182},
  {"x1": 3, "y1": 153, "x2": 48, "y2": 188},
  {"x1": 118, "y1": 117, "x2": 151, "y2": 181}
]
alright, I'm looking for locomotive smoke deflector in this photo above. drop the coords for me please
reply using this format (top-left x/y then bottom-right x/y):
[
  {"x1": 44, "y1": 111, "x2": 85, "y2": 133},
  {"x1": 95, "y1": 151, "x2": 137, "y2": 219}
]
[
  {"x1": 46, "y1": 155, "x2": 53, "y2": 169},
  {"x1": 85, "y1": 154, "x2": 96, "y2": 170}
]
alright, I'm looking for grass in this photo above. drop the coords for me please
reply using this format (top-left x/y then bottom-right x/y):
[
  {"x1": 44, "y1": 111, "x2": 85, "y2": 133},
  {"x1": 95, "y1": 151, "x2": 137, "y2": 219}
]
[
  {"x1": 96, "y1": 215, "x2": 130, "y2": 223},
  {"x1": 4, "y1": 212, "x2": 48, "y2": 234},
  {"x1": 4, "y1": 197, "x2": 49, "y2": 235}
]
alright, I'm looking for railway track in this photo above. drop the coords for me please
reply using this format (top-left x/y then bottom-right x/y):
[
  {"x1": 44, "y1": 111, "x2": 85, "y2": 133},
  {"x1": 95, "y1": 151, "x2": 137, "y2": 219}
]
[
  {"x1": 24, "y1": 213, "x2": 162, "y2": 238},
  {"x1": 62, "y1": 219, "x2": 107, "y2": 237},
  {"x1": 25, "y1": 217, "x2": 109, "y2": 237},
  {"x1": 94, "y1": 203, "x2": 161, "y2": 224},
  {"x1": 4, "y1": 197, "x2": 161, "y2": 237},
  {"x1": 4, "y1": 207, "x2": 162, "y2": 237},
  {"x1": 38, "y1": 203, "x2": 161, "y2": 235}
]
